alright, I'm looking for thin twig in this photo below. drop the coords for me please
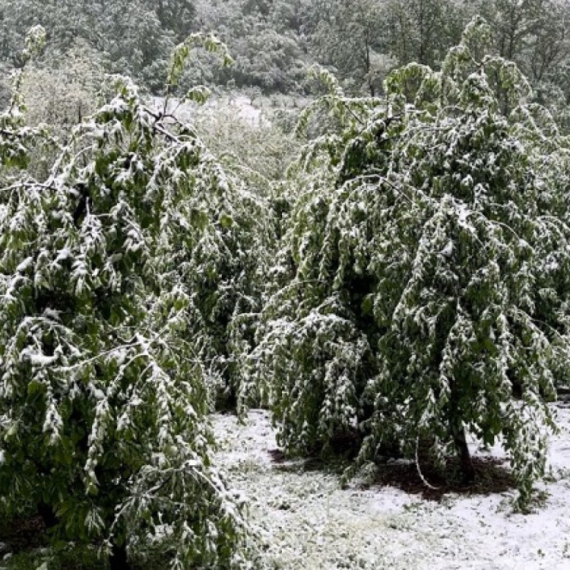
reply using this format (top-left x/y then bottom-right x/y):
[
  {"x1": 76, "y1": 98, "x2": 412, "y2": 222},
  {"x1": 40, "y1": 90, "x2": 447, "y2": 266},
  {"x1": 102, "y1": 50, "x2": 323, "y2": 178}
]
[{"x1": 415, "y1": 436, "x2": 440, "y2": 491}]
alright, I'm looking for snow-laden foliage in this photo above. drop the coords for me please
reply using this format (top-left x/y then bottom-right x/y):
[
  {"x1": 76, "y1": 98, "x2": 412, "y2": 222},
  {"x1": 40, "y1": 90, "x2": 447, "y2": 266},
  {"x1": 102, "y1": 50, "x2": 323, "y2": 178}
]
[
  {"x1": 0, "y1": 66, "x2": 265, "y2": 566},
  {"x1": 249, "y1": 18, "x2": 570, "y2": 504},
  {"x1": 0, "y1": 26, "x2": 47, "y2": 173}
]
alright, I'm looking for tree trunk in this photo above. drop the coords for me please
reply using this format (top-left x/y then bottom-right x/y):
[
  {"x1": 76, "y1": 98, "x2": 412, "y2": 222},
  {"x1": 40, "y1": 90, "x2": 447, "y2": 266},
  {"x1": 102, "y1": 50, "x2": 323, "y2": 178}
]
[
  {"x1": 109, "y1": 543, "x2": 131, "y2": 570},
  {"x1": 454, "y1": 426, "x2": 475, "y2": 483},
  {"x1": 38, "y1": 503, "x2": 58, "y2": 530}
]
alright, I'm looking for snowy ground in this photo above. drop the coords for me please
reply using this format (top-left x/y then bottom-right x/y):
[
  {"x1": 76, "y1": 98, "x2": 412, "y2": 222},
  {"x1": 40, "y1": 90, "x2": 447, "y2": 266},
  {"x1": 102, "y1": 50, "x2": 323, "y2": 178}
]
[
  {"x1": 150, "y1": 94, "x2": 272, "y2": 127},
  {"x1": 213, "y1": 407, "x2": 570, "y2": 570}
]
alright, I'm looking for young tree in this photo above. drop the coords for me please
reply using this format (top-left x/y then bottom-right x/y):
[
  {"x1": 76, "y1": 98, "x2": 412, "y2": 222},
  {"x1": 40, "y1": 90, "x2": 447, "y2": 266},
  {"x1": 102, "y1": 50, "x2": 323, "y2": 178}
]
[
  {"x1": 0, "y1": 25, "x2": 48, "y2": 175},
  {"x1": 475, "y1": 0, "x2": 570, "y2": 127},
  {"x1": 20, "y1": 39, "x2": 103, "y2": 130},
  {"x1": 309, "y1": 0, "x2": 388, "y2": 95},
  {"x1": 384, "y1": 0, "x2": 467, "y2": 68},
  {"x1": 0, "y1": 33, "x2": 260, "y2": 569},
  {"x1": 250, "y1": 17, "x2": 570, "y2": 506}
]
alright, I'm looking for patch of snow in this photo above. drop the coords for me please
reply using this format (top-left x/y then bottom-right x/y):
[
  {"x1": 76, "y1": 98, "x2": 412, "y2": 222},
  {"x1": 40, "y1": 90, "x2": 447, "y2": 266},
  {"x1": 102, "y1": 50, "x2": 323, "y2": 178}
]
[
  {"x1": 149, "y1": 95, "x2": 271, "y2": 128},
  {"x1": 213, "y1": 406, "x2": 570, "y2": 569}
]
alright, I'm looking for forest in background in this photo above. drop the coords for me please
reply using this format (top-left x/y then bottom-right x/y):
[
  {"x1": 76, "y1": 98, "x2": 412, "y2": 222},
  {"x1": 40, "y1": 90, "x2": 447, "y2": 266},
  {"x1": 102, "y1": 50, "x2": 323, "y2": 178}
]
[{"x1": 2, "y1": 0, "x2": 570, "y2": 114}]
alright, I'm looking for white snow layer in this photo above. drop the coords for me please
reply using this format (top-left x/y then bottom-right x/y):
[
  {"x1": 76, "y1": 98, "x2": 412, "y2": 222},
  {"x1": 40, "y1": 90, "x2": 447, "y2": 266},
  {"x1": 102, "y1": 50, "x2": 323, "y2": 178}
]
[
  {"x1": 213, "y1": 407, "x2": 570, "y2": 569},
  {"x1": 150, "y1": 95, "x2": 270, "y2": 128}
]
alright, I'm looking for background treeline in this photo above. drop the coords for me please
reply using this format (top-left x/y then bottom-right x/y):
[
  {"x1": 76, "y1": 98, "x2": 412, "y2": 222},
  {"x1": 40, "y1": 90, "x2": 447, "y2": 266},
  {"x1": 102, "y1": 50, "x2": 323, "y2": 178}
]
[{"x1": 2, "y1": 0, "x2": 570, "y2": 106}]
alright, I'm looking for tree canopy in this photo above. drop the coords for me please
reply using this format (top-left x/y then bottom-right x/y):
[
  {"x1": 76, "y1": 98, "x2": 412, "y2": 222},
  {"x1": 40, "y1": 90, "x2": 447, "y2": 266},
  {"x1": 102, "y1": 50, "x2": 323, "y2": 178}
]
[
  {"x1": 0, "y1": 30, "x2": 263, "y2": 569},
  {"x1": 249, "y1": 18, "x2": 570, "y2": 505}
]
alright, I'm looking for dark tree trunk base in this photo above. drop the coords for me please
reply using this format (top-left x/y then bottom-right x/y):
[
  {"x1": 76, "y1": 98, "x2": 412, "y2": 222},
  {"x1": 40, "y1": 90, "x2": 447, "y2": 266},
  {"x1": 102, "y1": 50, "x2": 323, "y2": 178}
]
[
  {"x1": 38, "y1": 503, "x2": 58, "y2": 530},
  {"x1": 454, "y1": 427, "x2": 475, "y2": 483},
  {"x1": 110, "y1": 543, "x2": 131, "y2": 570}
]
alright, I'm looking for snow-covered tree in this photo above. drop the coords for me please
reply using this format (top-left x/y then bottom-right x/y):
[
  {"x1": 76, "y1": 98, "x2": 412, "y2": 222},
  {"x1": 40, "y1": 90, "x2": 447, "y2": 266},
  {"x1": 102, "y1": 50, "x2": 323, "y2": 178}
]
[
  {"x1": 20, "y1": 39, "x2": 104, "y2": 131},
  {"x1": 249, "y1": 17, "x2": 570, "y2": 506},
  {"x1": 0, "y1": 34, "x2": 264, "y2": 569},
  {"x1": 0, "y1": 25, "x2": 47, "y2": 174}
]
